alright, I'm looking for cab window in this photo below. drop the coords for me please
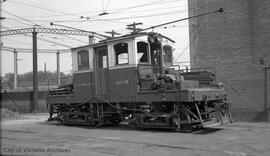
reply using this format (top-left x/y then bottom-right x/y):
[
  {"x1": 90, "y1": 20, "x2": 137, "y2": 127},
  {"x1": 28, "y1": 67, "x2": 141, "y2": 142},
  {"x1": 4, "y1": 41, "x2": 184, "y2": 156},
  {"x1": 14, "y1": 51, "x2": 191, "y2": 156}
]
[
  {"x1": 114, "y1": 43, "x2": 128, "y2": 65},
  {"x1": 77, "y1": 50, "x2": 89, "y2": 70},
  {"x1": 163, "y1": 45, "x2": 173, "y2": 65},
  {"x1": 137, "y1": 41, "x2": 149, "y2": 63}
]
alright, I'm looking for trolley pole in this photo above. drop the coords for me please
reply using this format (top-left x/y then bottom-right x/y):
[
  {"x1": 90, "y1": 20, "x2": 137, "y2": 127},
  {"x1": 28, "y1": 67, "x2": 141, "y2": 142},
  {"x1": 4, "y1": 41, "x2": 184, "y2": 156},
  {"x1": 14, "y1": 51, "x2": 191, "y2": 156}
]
[
  {"x1": 32, "y1": 28, "x2": 39, "y2": 112},
  {"x1": 56, "y1": 51, "x2": 60, "y2": 86},
  {"x1": 14, "y1": 49, "x2": 18, "y2": 89}
]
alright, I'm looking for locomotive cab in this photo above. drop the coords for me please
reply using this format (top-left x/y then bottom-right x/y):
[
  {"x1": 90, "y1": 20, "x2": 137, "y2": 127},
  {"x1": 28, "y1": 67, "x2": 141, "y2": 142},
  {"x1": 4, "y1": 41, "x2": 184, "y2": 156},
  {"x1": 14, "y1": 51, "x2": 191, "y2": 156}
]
[
  {"x1": 136, "y1": 33, "x2": 177, "y2": 91},
  {"x1": 71, "y1": 33, "x2": 176, "y2": 102}
]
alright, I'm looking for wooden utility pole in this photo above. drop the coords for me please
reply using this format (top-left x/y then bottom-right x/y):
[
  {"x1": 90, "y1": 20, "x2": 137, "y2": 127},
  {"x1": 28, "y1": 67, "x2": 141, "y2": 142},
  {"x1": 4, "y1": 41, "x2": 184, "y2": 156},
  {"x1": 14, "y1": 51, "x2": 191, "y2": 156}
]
[
  {"x1": 32, "y1": 28, "x2": 39, "y2": 112},
  {"x1": 127, "y1": 22, "x2": 142, "y2": 34},
  {"x1": 44, "y1": 63, "x2": 47, "y2": 79},
  {"x1": 105, "y1": 30, "x2": 121, "y2": 38},
  {"x1": 13, "y1": 49, "x2": 18, "y2": 89},
  {"x1": 56, "y1": 51, "x2": 60, "y2": 86}
]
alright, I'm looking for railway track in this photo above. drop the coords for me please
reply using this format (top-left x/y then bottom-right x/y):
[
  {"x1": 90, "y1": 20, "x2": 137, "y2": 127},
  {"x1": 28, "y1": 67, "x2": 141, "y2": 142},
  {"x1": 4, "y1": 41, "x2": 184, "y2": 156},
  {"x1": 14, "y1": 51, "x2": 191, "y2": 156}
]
[{"x1": 1, "y1": 128, "x2": 255, "y2": 156}]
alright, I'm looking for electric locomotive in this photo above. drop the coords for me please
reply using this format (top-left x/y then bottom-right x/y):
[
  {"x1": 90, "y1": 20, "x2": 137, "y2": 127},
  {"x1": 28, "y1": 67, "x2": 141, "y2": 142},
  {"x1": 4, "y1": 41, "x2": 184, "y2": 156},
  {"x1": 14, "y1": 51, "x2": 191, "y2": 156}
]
[{"x1": 47, "y1": 31, "x2": 232, "y2": 131}]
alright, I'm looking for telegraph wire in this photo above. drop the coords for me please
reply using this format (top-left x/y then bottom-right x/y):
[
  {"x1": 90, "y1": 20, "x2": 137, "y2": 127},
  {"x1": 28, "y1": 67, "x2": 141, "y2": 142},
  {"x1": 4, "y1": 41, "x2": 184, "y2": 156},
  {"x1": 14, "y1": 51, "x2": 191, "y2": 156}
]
[
  {"x1": 67, "y1": 0, "x2": 179, "y2": 25},
  {"x1": 109, "y1": 0, "x2": 173, "y2": 14},
  {"x1": 3, "y1": 11, "x2": 89, "y2": 47},
  {"x1": 6, "y1": 0, "x2": 179, "y2": 18},
  {"x1": 61, "y1": 35, "x2": 88, "y2": 44},
  {"x1": 3, "y1": 38, "x2": 35, "y2": 47},
  {"x1": 71, "y1": 16, "x2": 130, "y2": 28},
  {"x1": 4, "y1": 0, "x2": 223, "y2": 26},
  {"x1": 5, "y1": 18, "x2": 94, "y2": 45},
  {"x1": 5, "y1": 0, "x2": 222, "y2": 23},
  {"x1": 3, "y1": 9, "x2": 41, "y2": 27},
  {"x1": 50, "y1": 10, "x2": 191, "y2": 23},
  {"x1": 109, "y1": 5, "x2": 186, "y2": 15},
  {"x1": 5, "y1": 0, "x2": 175, "y2": 19},
  {"x1": 6, "y1": 0, "x2": 79, "y2": 17},
  {"x1": 19, "y1": 3, "x2": 188, "y2": 19},
  {"x1": 5, "y1": 8, "x2": 187, "y2": 23}
]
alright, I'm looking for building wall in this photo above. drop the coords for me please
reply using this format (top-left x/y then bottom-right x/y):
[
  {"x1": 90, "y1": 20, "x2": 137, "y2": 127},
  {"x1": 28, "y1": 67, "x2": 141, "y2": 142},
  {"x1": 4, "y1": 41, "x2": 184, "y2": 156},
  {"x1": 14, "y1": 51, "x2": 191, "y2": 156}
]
[{"x1": 188, "y1": 0, "x2": 270, "y2": 121}]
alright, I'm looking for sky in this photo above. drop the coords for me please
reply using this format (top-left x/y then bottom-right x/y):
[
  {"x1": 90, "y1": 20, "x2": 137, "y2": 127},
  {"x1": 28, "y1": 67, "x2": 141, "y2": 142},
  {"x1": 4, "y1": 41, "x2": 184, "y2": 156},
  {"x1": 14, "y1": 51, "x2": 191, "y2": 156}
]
[{"x1": 1, "y1": 0, "x2": 189, "y2": 76}]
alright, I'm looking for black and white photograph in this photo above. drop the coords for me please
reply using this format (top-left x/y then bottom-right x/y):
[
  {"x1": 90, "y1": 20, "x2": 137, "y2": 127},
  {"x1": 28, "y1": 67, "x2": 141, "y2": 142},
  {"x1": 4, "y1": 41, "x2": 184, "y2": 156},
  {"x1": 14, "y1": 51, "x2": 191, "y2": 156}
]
[{"x1": 0, "y1": 0, "x2": 270, "y2": 155}]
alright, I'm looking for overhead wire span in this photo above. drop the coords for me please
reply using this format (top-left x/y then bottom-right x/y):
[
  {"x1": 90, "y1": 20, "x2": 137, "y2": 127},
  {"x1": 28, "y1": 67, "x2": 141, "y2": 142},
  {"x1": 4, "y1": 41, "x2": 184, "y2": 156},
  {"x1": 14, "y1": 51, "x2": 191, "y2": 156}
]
[
  {"x1": 109, "y1": 0, "x2": 173, "y2": 14},
  {"x1": 5, "y1": 0, "x2": 222, "y2": 24},
  {"x1": 50, "y1": 10, "x2": 190, "y2": 24},
  {"x1": 7, "y1": 0, "x2": 182, "y2": 19}
]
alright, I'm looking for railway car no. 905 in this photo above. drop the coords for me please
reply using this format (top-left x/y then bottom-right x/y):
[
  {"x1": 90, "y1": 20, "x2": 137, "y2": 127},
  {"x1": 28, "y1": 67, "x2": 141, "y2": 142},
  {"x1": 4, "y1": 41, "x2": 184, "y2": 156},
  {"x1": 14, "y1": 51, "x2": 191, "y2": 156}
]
[{"x1": 47, "y1": 32, "x2": 232, "y2": 131}]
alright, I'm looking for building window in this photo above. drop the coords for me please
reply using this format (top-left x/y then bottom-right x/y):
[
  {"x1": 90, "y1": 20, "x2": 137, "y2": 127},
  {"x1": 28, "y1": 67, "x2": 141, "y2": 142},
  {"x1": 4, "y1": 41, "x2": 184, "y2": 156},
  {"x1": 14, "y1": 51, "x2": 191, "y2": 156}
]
[
  {"x1": 137, "y1": 41, "x2": 149, "y2": 63},
  {"x1": 163, "y1": 45, "x2": 173, "y2": 65},
  {"x1": 77, "y1": 50, "x2": 89, "y2": 70},
  {"x1": 114, "y1": 43, "x2": 129, "y2": 65}
]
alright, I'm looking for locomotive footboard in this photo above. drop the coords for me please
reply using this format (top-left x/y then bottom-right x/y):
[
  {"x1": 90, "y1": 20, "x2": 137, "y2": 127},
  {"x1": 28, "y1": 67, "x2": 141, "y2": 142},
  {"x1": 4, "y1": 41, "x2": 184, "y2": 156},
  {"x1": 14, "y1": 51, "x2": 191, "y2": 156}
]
[
  {"x1": 47, "y1": 94, "x2": 232, "y2": 132},
  {"x1": 128, "y1": 101, "x2": 232, "y2": 131}
]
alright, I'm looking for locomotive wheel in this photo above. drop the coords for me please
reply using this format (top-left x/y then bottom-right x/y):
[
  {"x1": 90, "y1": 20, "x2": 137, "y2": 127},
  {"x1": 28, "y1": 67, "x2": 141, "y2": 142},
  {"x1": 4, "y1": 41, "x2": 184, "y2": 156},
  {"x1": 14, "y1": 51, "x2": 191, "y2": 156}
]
[
  {"x1": 173, "y1": 128, "x2": 182, "y2": 132},
  {"x1": 95, "y1": 119, "x2": 105, "y2": 128},
  {"x1": 111, "y1": 120, "x2": 121, "y2": 125},
  {"x1": 58, "y1": 112, "x2": 66, "y2": 123},
  {"x1": 128, "y1": 114, "x2": 140, "y2": 129},
  {"x1": 48, "y1": 104, "x2": 54, "y2": 121},
  {"x1": 181, "y1": 124, "x2": 193, "y2": 133}
]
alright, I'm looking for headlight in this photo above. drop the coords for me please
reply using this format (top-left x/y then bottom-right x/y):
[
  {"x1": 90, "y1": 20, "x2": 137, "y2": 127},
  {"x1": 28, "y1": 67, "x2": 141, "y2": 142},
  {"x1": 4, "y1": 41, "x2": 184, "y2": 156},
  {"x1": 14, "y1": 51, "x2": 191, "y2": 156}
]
[{"x1": 148, "y1": 35, "x2": 155, "y2": 43}]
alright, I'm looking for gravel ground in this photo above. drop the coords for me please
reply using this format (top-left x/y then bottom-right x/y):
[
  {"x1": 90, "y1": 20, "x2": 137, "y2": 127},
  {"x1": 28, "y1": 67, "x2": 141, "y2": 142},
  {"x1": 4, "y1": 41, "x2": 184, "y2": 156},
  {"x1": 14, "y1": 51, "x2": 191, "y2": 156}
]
[{"x1": 1, "y1": 114, "x2": 270, "y2": 156}]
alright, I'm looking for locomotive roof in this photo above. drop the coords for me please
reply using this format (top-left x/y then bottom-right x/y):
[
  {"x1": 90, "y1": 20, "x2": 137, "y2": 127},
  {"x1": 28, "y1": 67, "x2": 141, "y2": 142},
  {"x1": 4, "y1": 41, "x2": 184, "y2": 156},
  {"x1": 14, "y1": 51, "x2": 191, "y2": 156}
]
[{"x1": 71, "y1": 32, "x2": 174, "y2": 51}]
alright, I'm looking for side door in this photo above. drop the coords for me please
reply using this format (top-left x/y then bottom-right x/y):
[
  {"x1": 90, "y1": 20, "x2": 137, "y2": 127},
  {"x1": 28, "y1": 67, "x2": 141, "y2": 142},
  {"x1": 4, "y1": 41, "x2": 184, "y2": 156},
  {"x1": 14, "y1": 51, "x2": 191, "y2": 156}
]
[{"x1": 94, "y1": 46, "x2": 109, "y2": 98}]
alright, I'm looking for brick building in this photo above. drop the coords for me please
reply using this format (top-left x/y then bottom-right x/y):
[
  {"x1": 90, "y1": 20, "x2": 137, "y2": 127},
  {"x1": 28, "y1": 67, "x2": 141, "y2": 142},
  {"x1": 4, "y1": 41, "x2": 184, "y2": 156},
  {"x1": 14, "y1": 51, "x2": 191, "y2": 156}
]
[{"x1": 188, "y1": 0, "x2": 270, "y2": 121}]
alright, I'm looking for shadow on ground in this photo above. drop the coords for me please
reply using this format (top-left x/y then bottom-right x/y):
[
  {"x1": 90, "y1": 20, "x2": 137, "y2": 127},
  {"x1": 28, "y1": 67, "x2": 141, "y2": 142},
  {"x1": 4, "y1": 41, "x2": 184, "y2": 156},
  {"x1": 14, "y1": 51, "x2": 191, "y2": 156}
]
[{"x1": 38, "y1": 120, "x2": 223, "y2": 134}]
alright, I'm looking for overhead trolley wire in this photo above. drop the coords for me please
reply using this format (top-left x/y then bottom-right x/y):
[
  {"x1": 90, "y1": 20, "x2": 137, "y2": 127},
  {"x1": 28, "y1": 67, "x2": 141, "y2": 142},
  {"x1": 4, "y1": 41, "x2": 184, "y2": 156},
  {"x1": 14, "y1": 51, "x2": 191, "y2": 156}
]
[
  {"x1": 5, "y1": 0, "x2": 221, "y2": 23},
  {"x1": 109, "y1": 0, "x2": 172, "y2": 14},
  {"x1": 12, "y1": 0, "x2": 183, "y2": 19},
  {"x1": 3, "y1": 9, "x2": 40, "y2": 27},
  {"x1": 6, "y1": 0, "x2": 80, "y2": 17},
  {"x1": 48, "y1": 10, "x2": 190, "y2": 24}
]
